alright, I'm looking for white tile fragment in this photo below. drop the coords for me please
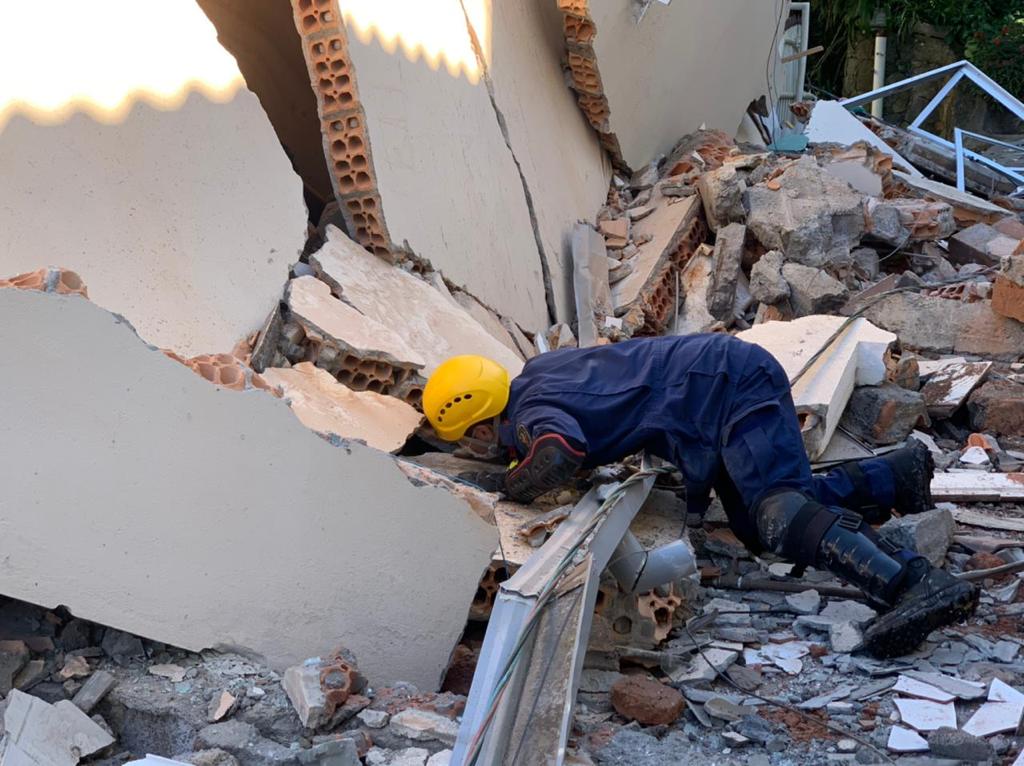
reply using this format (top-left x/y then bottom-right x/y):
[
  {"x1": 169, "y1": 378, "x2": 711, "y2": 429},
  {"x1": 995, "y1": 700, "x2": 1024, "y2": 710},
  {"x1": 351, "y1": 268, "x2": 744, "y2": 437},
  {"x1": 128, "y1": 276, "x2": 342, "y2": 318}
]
[
  {"x1": 894, "y1": 698, "x2": 957, "y2": 731},
  {"x1": 887, "y1": 725, "x2": 929, "y2": 753},
  {"x1": 892, "y1": 675, "x2": 955, "y2": 703}
]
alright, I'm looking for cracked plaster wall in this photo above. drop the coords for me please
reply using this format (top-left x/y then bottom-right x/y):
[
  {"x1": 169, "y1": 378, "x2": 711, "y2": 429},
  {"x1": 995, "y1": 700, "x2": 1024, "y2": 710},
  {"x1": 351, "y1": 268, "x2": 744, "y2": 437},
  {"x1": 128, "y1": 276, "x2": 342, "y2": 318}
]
[
  {"x1": 0, "y1": 288, "x2": 496, "y2": 690},
  {"x1": 0, "y1": 0, "x2": 308, "y2": 356}
]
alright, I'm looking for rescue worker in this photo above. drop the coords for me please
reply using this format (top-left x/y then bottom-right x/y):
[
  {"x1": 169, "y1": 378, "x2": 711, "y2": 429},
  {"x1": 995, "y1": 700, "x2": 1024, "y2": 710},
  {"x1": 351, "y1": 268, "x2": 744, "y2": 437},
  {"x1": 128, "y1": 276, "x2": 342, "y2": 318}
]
[{"x1": 422, "y1": 333, "x2": 978, "y2": 658}]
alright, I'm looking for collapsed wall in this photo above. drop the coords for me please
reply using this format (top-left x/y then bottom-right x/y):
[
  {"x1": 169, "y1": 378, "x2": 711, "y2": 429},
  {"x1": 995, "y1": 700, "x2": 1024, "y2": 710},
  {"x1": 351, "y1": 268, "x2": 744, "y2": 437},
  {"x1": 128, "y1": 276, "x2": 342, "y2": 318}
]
[
  {"x1": 0, "y1": 0, "x2": 308, "y2": 356},
  {"x1": 558, "y1": 0, "x2": 789, "y2": 171},
  {"x1": 289, "y1": 0, "x2": 611, "y2": 330},
  {"x1": 0, "y1": 287, "x2": 496, "y2": 691}
]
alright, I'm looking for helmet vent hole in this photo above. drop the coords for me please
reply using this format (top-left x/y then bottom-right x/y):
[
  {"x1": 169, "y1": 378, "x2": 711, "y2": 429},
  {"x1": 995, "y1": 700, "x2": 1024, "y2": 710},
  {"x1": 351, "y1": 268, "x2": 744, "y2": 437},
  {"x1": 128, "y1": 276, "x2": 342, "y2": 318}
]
[
  {"x1": 438, "y1": 416, "x2": 443, "y2": 422},
  {"x1": 464, "y1": 393, "x2": 473, "y2": 400},
  {"x1": 454, "y1": 396, "x2": 462, "y2": 403}
]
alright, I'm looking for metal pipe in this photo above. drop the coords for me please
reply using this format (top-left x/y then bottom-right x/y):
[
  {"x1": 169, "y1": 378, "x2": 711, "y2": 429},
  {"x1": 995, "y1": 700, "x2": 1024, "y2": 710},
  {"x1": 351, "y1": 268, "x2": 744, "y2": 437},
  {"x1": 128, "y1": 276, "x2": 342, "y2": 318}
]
[
  {"x1": 608, "y1": 531, "x2": 697, "y2": 593},
  {"x1": 872, "y1": 33, "x2": 887, "y2": 119}
]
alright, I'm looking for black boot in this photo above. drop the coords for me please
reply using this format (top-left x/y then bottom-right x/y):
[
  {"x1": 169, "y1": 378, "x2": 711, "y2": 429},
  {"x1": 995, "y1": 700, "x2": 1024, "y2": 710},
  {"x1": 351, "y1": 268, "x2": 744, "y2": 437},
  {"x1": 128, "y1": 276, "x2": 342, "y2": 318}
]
[
  {"x1": 818, "y1": 514, "x2": 977, "y2": 657},
  {"x1": 755, "y1": 491, "x2": 976, "y2": 658},
  {"x1": 834, "y1": 439, "x2": 934, "y2": 522},
  {"x1": 878, "y1": 439, "x2": 935, "y2": 516},
  {"x1": 863, "y1": 558, "x2": 979, "y2": 658}
]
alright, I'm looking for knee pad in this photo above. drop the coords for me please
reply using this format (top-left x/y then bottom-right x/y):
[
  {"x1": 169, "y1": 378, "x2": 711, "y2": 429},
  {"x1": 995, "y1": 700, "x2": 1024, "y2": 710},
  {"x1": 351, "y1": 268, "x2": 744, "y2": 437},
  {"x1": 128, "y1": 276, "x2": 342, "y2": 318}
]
[{"x1": 755, "y1": 489, "x2": 842, "y2": 567}]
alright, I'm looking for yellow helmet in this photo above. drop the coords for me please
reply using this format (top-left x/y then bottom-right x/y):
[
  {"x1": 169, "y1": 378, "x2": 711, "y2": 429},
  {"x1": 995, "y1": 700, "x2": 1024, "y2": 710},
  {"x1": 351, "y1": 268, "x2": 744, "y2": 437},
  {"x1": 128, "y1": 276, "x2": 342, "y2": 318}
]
[{"x1": 423, "y1": 355, "x2": 510, "y2": 441}]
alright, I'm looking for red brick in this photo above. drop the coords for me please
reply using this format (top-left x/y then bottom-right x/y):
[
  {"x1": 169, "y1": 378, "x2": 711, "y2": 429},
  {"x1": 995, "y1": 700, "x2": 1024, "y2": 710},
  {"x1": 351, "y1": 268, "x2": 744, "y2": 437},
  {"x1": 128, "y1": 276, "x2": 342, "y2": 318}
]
[{"x1": 610, "y1": 675, "x2": 684, "y2": 726}]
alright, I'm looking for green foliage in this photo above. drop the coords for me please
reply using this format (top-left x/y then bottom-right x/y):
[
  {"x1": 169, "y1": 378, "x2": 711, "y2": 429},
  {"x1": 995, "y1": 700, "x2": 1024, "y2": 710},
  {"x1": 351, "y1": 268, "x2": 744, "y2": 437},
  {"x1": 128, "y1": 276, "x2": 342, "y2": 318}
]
[
  {"x1": 966, "y1": 15, "x2": 1024, "y2": 93},
  {"x1": 822, "y1": 0, "x2": 1022, "y2": 49},
  {"x1": 815, "y1": 0, "x2": 1024, "y2": 95}
]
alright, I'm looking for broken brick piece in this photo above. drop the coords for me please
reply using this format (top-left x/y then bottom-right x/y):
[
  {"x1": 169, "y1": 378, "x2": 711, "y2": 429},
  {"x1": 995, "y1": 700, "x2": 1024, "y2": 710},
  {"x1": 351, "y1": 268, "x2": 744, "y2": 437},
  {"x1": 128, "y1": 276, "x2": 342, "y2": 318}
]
[
  {"x1": 610, "y1": 675, "x2": 684, "y2": 726},
  {"x1": 992, "y1": 274, "x2": 1024, "y2": 323}
]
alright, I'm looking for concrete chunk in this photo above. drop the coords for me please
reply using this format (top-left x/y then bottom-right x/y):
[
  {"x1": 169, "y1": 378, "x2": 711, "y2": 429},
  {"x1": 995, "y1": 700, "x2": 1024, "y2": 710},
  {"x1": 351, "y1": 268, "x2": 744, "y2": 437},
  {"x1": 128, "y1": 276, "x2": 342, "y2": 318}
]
[
  {"x1": 388, "y1": 709, "x2": 459, "y2": 747},
  {"x1": 312, "y1": 228, "x2": 523, "y2": 377},
  {"x1": 878, "y1": 509, "x2": 955, "y2": 567},
  {"x1": 750, "y1": 250, "x2": 789, "y2": 305},
  {"x1": 260, "y1": 363, "x2": 422, "y2": 453},
  {"x1": 746, "y1": 156, "x2": 865, "y2": 268},
  {"x1": 0, "y1": 640, "x2": 29, "y2": 696},
  {"x1": 2, "y1": 689, "x2": 114, "y2": 766},
  {"x1": 286, "y1": 276, "x2": 425, "y2": 371},
  {"x1": 839, "y1": 383, "x2": 928, "y2": 446},
  {"x1": 782, "y1": 263, "x2": 849, "y2": 317},
  {"x1": 706, "y1": 223, "x2": 746, "y2": 319},
  {"x1": 858, "y1": 291, "x2": 1024, "y2": 361},
  {"x1": 948, "y1": 223, "x2": 1020, "y2": 267},
  {"x1": 697, "y1": 165, "x2": 746, "y2": 232},
  {"x1": 71, "y1": 670, "x2": 116, "y2": 714},
  {"x1": 968, "y1": 380, "x2": 1024, "y2": 437}
]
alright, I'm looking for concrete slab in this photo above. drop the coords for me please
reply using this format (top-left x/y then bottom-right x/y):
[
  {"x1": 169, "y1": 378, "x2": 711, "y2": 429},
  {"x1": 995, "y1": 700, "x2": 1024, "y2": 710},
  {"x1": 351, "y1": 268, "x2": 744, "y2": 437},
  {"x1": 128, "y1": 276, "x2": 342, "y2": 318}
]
[
  {"x1": 611, "y1": 194, "x2": 700, "y2": 311},
  {"x1": 920, "y1": 361, "x2": 991, "y2": 418},
  {"x1": 286, "y1": 276, "x2": 426, "y2": 369},
  {"x1": 261, "y1": 362, "x2": 422, "y2": 452},
  {"x1": 737, "y1": 316, "x2": 896, "y2": 460},
  {"x1": 893, "y1": 171, "x2": 1010, "y2": 227},
  {"x1": 0, "y1": 0, "x2": 306, "y2": 355},
  {"x1": 313, "y1": 1, "x2": 550, "y2": 329},
  {"x1": 312, "y1": 227, "x2": 524, "y2": 376},
  {"x1": 0, "y1": 288, "x2": 496, "y2": 689},
  {"x1": 805, "y1": 101, "x2": 920, "y2": 176},
  {"x1": 2, "y1": 690, "x2": 114, "y2": 766}
]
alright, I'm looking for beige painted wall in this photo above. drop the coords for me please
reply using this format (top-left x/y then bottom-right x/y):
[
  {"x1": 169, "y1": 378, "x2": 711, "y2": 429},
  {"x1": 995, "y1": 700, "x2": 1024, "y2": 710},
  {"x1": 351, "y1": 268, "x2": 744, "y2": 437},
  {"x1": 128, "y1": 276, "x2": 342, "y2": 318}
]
[
  {"x1": 479, "y1": 0, "x2": 612, "y2": 322},
  {"x1": 338, "y1": 0, "x2": 551, "y2": 331},
  {"x1": 0, "y1": 288, "x2": 495, "y2": 690},
  {"x1": 589, "y1": 0, "x2": 788, "y2": 169},
  {"x1": 0, "y1": 0, "x2": 307, "y2": 355}
]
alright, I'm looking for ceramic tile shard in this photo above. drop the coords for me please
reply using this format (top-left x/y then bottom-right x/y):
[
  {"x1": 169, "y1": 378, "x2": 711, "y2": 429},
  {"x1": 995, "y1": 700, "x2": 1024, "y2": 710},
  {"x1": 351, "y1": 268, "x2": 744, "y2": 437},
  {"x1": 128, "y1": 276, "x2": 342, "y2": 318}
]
[{"x1": 894, "y1": 698, "x2": 957, "y2": 731}]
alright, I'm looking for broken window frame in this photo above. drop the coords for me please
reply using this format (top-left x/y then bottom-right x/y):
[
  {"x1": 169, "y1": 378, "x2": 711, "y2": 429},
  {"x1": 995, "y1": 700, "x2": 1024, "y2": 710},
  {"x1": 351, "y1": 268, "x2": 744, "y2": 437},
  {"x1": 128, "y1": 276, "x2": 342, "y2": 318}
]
[{"x1": 842, "y1": 60, "x2": 1024, "y2": 195}]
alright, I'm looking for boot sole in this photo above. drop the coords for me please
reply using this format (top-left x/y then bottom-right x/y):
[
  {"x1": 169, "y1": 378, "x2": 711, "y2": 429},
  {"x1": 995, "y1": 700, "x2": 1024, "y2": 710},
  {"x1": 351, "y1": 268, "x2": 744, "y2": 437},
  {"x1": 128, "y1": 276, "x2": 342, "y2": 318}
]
[{"x1": 863, "y1": 581, "x2": 979, "y2": 659}]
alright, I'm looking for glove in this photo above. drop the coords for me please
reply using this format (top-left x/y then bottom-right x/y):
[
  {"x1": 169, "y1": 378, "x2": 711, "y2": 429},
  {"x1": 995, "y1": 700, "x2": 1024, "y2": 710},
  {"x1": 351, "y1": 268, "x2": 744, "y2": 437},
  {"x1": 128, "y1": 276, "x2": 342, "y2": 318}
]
[{"x1": 505, "y1": 433, "x2": 585, "y2": 504}]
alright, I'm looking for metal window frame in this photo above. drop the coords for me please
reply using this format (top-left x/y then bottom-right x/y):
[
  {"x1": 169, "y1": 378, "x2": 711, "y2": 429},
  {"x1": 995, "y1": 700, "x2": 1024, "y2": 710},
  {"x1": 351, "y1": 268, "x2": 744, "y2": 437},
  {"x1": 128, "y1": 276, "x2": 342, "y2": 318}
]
[
  {"x1": 451, "y1": 462, "x2": 658, "y2": 766},
  {"x1": 841, "y1": 60, "x2": 1024, "y2": 194}
]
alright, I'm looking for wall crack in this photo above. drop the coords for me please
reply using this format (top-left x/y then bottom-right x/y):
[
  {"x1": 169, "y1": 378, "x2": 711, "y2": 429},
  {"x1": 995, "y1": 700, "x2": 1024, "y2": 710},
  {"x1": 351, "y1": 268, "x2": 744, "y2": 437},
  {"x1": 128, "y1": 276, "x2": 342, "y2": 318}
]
[{"x1": 458, "y1": 0, "x2": 558, "y2": 325}]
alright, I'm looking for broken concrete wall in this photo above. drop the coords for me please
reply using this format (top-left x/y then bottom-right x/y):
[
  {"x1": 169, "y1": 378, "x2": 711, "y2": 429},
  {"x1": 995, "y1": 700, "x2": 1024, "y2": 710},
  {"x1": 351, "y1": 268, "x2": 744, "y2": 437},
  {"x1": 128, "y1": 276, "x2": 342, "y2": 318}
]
[
  {"x1": 195, "y1": 0, "x2": 333, "y2": 205},
  {"x1": 563, "y1": 0, "x2": 789, "y2": 170},
  {"x1": 0, "y1": 288, "x2": 495, "y2": 691},
  {"x1": 0, "y1": 0, "x2": 307, "y2": 356},
  {"x1": 291, "y1": 0, "x2": 610, "y2": 331}
]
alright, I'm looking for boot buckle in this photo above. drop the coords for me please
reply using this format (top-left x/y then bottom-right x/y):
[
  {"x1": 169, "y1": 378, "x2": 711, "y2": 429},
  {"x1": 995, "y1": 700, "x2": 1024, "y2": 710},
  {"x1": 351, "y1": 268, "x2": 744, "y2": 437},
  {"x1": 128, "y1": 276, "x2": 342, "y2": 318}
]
[{"x1": 837, "y1": 512, "x2": 862, "y2": 531}]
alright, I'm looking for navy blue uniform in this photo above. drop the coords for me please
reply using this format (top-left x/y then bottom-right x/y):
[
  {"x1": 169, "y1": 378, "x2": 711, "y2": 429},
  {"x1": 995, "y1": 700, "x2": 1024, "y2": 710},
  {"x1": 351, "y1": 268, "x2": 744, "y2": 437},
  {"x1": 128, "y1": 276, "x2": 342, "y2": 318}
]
[{"x1": 498, "y1": 334, "x2": 895, "y2": 550}]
